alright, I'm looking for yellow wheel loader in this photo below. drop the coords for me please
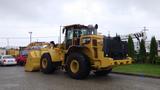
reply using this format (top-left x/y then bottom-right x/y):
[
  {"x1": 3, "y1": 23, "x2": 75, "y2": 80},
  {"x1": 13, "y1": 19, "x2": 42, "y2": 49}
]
[{"x1": 25, "y1": 24, "x2": 132, "y2": 79}]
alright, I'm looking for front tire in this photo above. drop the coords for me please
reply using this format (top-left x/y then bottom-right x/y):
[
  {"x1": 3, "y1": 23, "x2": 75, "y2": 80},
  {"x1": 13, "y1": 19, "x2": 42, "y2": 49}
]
[
  {"x1": 40, "y1": 53, "x2": 55, "y2": 74},
  {"x1": 66, "y1": 53, "x2": 90, "y2": 79}
]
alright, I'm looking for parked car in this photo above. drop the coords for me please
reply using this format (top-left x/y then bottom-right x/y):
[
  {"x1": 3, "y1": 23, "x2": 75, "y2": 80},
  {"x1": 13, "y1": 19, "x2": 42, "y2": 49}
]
[
  {"x1": 0, "y1": 55, "x2": 17, "y2": 65},
  {"x1": 16, "y1": 54, "x2": 27, "y2": 66},
  {"x1": 16, "y1": 50, "x2": 28, "y2": 66}
]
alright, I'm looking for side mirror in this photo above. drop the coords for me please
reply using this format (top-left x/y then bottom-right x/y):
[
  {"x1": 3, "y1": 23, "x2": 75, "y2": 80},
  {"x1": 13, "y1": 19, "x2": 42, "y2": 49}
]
[{"x1": 95, "y1": 24, "x2": 98, "y2": 29}]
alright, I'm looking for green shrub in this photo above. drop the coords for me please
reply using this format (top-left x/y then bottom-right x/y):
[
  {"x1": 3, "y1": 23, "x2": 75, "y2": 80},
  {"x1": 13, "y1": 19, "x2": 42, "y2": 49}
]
[
  {"x1": 155, "y1": 56, "x2": 160, "y2": 64},
  {"x1": 139, "y1": 39, "x2": 146, "y2": 63},
  {"x1": 128, "y1": 36, "x2": 135, "y2": 60},
  {"x1": 149, "y1": 36, "x2": 158, "y2": 64}
]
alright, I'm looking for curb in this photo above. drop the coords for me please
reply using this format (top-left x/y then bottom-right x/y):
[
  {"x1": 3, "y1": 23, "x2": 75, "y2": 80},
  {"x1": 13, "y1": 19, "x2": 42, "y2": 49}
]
[{"x1": 111, "y1": 72, "x2": 160, "y2": 79}]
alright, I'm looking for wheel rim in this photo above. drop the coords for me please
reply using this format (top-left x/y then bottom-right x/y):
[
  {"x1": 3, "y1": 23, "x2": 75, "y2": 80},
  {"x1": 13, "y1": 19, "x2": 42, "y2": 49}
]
[
  {"x1": 42, "y1": 58, "x2": 48, "y2": 68},
  {"x1": 70, "y1": 60, "x2": 79, "y2": 73}
]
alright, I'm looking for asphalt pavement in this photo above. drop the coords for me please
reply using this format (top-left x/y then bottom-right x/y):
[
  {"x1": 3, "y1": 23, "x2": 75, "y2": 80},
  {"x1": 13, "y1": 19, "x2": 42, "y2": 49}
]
[{"x1": 0, "y1": 66, "x2": 160, "y2": 90}]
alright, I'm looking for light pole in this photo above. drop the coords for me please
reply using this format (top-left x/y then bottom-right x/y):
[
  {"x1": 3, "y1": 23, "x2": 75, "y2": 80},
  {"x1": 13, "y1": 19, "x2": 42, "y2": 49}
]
[
  {"x1": 28, "y1": 32, "x2": 32, "y2": 43},
  {"x1": 6, "y1": 38, "x2": 9, "y2": 49},
  {"x1": 59, "y1": 26, "x2": 62, "y2": 44}
]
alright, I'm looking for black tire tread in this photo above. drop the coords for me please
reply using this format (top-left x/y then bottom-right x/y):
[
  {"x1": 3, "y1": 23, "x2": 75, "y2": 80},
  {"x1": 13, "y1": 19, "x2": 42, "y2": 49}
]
[
  {"x1": 40, "y1": 53, "x2": 55, "y2": 74},
  {"x1": 66, "y1": 52, "x2": 90, "y2": 79}
]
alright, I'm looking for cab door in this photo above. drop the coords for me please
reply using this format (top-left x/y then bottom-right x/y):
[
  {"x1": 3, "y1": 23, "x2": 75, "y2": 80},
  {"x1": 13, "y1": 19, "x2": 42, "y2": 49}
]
[{"x1": 65, "y1": 29, "x2": 74, "y2": 49}]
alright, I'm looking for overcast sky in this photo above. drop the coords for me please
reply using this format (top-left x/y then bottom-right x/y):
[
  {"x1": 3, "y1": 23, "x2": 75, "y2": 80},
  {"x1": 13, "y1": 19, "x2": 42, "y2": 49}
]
[{"x1": 0, "y1": 0, "x2": 160, "y2": 47}]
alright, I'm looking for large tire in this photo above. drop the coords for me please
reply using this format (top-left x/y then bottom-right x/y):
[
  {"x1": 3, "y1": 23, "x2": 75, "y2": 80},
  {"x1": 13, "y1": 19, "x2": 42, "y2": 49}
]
[
  {"x1": 94, "y1": 69, "x2": 112, "y2": 76},
  {"x1": 66, "y1": 53, "x2": 90, "y2": 79},
  {"x1": 40, "y1": 53, "x2": 55, "y2": 74}
]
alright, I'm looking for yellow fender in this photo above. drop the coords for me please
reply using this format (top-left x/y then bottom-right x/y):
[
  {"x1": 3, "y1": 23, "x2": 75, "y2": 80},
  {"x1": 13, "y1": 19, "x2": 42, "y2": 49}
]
[
  {"x1": 25, "y1": 50, "x2": 41, "y2": 72},
  {"x1": 48, "y1": 48, "x2": 64, "y2": 62}
]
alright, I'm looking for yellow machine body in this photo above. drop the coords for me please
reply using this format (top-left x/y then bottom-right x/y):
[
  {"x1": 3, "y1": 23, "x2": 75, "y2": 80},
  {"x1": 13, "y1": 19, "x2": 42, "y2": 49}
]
[
  {"x1": 77, "y1": 35, "x2": 132, "y2": 69},
  {"x1": 25, "y1": 35, "x2": 132, "y2": 72},
  {"x1": 25, "y1": 24, "x2": 132, "y2": 79}
]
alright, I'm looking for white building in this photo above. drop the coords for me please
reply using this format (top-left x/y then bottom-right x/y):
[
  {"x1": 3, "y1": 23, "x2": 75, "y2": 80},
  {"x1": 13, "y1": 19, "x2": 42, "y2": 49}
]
[{"x1": 134, "y1": 40, "x2": 160, "y2": 56}]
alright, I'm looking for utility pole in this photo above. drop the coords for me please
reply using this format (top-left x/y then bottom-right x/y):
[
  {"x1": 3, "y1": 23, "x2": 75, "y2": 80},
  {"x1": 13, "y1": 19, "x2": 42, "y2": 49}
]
[
  {"x1": 37, "y1": 39, "x2": 39, "y2": 42},
  {"x1": 142, "y1": 26, "x2": 148, "y2": 40},
  {"x1": 6, "y1": 38, "x2": 9, "y2": 48},
  {"x1": 59, "y1": 26, "x2": 62, "y2": 44},
  {"x1": 108, "y1": 30, "x2": 110, "y2": 37},
  {"x1": 142, "y1": 26, "x2": 148, "y2": 32},
  {"x1": 29, "y1": 32, "x2": 32, "y2": 43}
]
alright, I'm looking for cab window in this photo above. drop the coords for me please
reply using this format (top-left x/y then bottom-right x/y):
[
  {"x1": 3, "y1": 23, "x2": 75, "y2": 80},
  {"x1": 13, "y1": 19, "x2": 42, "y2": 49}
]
[{"x1": 67, "y1": 30, "x2": 73, "y2": 40}]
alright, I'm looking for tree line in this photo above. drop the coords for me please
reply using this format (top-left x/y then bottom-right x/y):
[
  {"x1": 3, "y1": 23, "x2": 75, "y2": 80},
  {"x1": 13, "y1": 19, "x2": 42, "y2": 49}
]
[{"x1": 128, "y1": 36, "x2": 159, "y2": 64}]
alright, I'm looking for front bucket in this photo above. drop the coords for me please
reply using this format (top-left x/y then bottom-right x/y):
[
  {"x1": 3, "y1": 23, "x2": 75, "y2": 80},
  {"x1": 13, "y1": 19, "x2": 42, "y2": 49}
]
[{"x1": 25, "y1": 50, "x2": 41, "y2": 72}]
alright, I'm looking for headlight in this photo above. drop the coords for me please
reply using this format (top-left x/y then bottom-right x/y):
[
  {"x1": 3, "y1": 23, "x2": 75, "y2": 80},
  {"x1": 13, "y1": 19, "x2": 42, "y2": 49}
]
[{"x1": 82, "y1": 38, "x2": 91, "y2": 44}]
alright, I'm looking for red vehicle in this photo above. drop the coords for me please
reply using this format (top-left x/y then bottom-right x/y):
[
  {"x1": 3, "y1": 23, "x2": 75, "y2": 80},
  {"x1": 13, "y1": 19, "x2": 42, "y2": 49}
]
[
  {"x1": 16, "y1": 50, "x2": 28, "y2": 66},
  {"x1": 16, "y1": 42, "x2": 49, "y2": 66},
  {"x1": 16, "y1": 55, "x2": 27, "y2": 66}
]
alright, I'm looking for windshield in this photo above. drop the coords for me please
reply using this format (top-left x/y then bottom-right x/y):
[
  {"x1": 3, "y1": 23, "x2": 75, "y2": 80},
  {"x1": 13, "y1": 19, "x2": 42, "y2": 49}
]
[
  {"x1": 72, "y1": 28, "x2": 97, "y2": 38},
  {"x1": 66, "y1": 28, "x2": 97, "y2": 39},
  {"x1": 80, "y1": 28, "x2": 97, "y2": 35},
  {"x1": 20, "y1": 50, "x2": 28, "y2": 56},
  {"x1": 3, "y1": 55, "x2": 14, "y2": 59}
]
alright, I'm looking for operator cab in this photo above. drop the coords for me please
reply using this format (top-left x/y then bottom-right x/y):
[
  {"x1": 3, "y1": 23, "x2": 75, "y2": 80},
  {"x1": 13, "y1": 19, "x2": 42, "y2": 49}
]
[{"x1": 63, "y1": 24, "x2": 98, "y2": 49}]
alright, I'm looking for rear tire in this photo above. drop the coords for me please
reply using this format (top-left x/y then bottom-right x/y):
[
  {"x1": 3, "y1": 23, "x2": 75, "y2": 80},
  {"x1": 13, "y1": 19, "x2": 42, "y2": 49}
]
[
  {"x1": 94, "y1": 69, "x2": 112, "y2": 76},
  {"x1": 66, "y1": 53, "x2": 90, "y2": 79},
  {"x1": 40, "y1": 53, "x2": 55, "y2": 74}
]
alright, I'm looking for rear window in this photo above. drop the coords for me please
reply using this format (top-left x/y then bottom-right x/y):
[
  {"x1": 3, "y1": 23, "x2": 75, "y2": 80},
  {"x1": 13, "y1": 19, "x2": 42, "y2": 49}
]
[
  {"x1": 21, "y1": 50, "x2": 28, "y2": 56},
  {"x1": 3, "y1": 56, "x2": 14, "y2": 59}
]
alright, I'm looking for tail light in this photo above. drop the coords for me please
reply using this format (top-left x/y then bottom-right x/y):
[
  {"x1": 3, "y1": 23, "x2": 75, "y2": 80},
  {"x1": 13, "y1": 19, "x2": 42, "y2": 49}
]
[{"x1": 3, "y1": 60, "x2": 6, "y2": 62}]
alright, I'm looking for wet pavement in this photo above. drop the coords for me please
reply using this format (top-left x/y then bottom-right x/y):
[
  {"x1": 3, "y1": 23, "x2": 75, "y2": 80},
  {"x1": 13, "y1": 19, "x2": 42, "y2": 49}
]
[{"x1": 0, "y1": 66, "x2": 160, "y2": 90}]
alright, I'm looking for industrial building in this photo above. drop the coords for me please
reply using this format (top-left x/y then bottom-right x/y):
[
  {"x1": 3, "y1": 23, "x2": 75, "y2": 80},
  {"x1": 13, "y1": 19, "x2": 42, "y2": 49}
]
[{"x1": 134, "y1": 40, "x2": 160, "y2": 56}]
